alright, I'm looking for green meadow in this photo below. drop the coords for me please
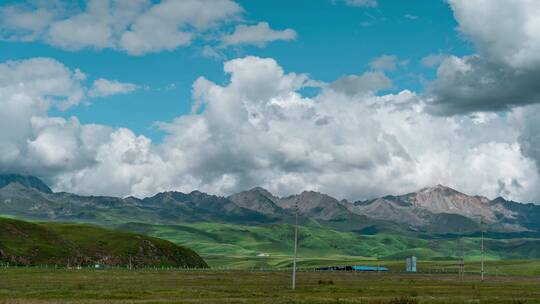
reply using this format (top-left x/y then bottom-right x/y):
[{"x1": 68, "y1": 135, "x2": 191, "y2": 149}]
[
  {"x1": 1, "y1": 267, "x2": 540, "y2": 304},
  {"x1": 4, "y1": 217, "x2": 540, "y2": 303},
  {"x1": 119, "y1": 221, "x2": 540, "y2": 270}
]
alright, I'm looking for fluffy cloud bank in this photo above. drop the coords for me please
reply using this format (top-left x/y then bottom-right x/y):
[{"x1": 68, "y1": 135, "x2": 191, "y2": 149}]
[
  {"x1": 0, "y1": 58, "x2": 141, "y2": 183},
  {"x1": 2, "y1": 56, "x2": 538, "y2": 202},
  {"x1": 3, "y1": 1, "x2": 540, "y2": 202},
  {"x1": 450, "y1": 0, "x2": 540, "y2": 70},
  {"x1": 0, "y1": 58, "x2": 98, "y2": 177},
  {"x1": 426, "y1": 0, "x2": 540, "y2": 115},
  {"x1": 0, "y1": 0, "x2": 295, "y2": 55},
  {"x1": 423, "y1": 0, "x2": 540, "y2": 187},
  {"x1": 514, "y1": 104, "x2": 540, "y2": 185}
]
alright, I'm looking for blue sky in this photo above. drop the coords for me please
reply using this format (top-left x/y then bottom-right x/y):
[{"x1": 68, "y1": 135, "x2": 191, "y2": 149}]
[
  {"x1": 2, "y1": 0, "x2": 539, "y2": 202},
  {"x1": 1, "y1": 0, "x2": 471, "y2": 141}
]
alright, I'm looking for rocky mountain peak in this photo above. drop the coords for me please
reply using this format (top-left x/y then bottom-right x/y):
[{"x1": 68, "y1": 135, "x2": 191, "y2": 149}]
[
  {"x1": 245, "y1": 187, "x2": 279, "y2": 200},
  {"x1": 401, "y1": 184, "x2": 501, "y2": 223},
  {"x1": 0, "y1": 174, "x2": 52, "y2": 194},
  {"x1": 297, "y1": 190, "x2": 332, "y2": 199},
  {"x1": 228, "y1": 187, "x2": 281, "y2": 215},
  {"x1": 419, "y1": 184, "x2": 461, "y2": 195},
  {"x1": 347, "y1": 184, "x2": 525, "y2": 230},
  {"x1": 491, "y1": 196, "x2": 508, "y2": 204}
]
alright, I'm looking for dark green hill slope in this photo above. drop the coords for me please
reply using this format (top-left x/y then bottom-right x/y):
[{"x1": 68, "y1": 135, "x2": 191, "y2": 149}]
[{"x1": 0, "y1": 217, "x2": 207, "y2": 268}]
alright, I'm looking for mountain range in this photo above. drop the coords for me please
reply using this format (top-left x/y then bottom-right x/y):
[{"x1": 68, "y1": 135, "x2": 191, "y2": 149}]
[{"x1": 1, "y1": 173, "x2": 539, "y2": 236}]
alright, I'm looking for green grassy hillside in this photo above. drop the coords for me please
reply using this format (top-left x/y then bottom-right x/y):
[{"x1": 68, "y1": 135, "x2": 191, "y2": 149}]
[
  {"x1": 118, "y1": 222, "x2": 540, "y2": 269},
  {"x1": 0, "y1": 217, "x2": 208, "y2": 268}
]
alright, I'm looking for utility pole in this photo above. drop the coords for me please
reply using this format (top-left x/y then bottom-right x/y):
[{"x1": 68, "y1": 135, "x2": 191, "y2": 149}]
[
  {"x1": 292, "y1": 201, "x2": 299, "y2": 290},
  {"x1": 459, "y1": 230, "x2": 464, "y2": 281},
  {"x1": 480, "y1": 216, "x2": 484, "y2": 282}
]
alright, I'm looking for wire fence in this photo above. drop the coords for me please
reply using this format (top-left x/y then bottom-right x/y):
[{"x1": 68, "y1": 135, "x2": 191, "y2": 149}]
[{"x1": 0, "y1": 262, "x2": 512, "y2": 278}]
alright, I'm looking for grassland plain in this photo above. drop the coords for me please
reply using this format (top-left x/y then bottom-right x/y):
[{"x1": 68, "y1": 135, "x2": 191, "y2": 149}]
[
  {"x1": 1, "y1": 268, "x2": 540, "y2": 304},
  {"x1": 118, "y1": 222, "x2": 540, "y2": 269}
]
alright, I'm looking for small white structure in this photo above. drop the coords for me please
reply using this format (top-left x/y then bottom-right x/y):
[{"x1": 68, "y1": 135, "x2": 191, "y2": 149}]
[{"x1": 406, "y1": 256, "x2": 417, "y2": 272}]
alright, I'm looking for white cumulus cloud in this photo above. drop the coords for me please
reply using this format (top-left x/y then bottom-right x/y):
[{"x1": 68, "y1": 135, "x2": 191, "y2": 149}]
[
  {"x1": 222, "y1": 22, "x2": 297, "y2": 47},
  {"x1": 0, "y1": 57, "x2": 142, "y2": 191},
  {"x1": 449, "y1": 0, "x2": 540, "y2": 70},
  {"x1": 330, "y1": 71, "x2": 392, "y2": 96},
  {"x1": 89, "y1": 78, "x2": 138, "y2": 98},
  {"x1": 342, "y1": 0, "x2": 378, "y2": 8},
  {"x1": 0, "y1": 0, "x2": 298, "y2": 55},
  {"x1": 370, "y1": 55, "x2": 399, "y2": 71}
]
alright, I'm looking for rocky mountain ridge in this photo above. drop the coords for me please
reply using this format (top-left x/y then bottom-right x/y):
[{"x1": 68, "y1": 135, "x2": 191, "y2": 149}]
[
  {"x1": 349, "y1": 184, "x2": 534, "y2": 232},
  {"x1": 1, "y1": 174, "x2": 539, "y2": 235}
]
